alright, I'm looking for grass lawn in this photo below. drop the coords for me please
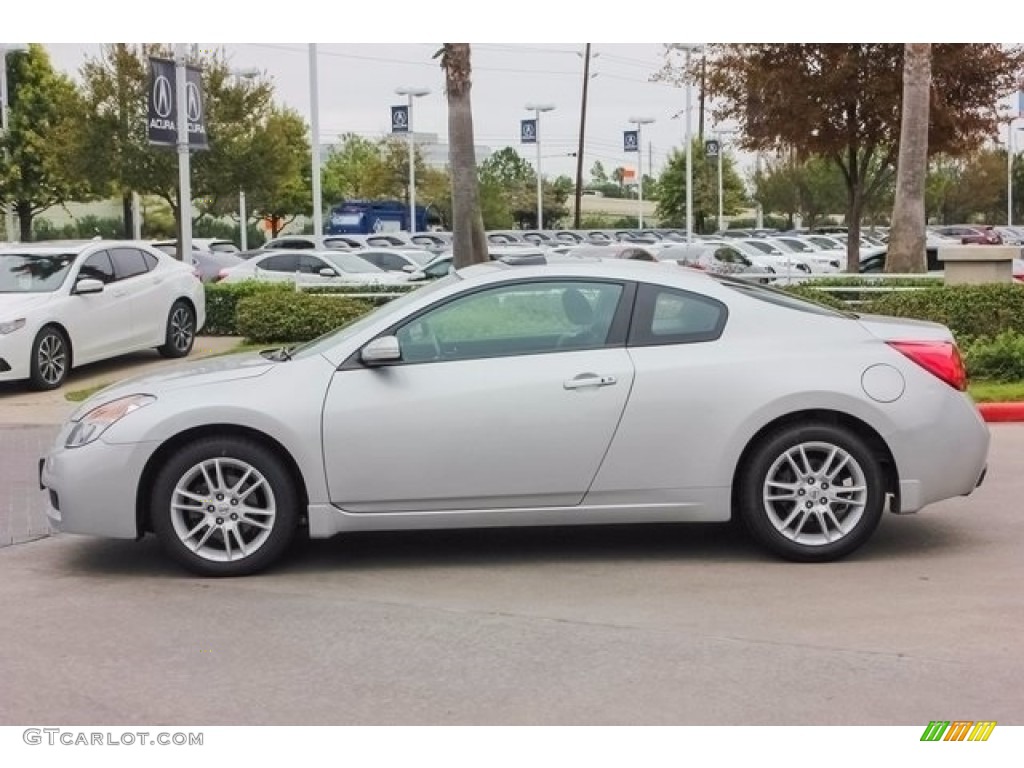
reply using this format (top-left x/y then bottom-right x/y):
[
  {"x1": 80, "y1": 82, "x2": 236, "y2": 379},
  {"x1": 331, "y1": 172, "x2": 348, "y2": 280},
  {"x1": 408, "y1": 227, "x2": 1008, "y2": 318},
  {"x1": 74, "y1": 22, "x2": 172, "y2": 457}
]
[{"x1": 967, "y1": 380, "x2": 1024, "y2": 403}]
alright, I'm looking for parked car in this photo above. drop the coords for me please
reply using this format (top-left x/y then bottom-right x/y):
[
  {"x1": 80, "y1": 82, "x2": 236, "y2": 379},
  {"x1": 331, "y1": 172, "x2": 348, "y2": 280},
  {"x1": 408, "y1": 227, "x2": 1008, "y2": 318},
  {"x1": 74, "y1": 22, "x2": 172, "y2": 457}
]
[
  {"x1": 152, "y1": 238, "x2": 240, "y2": 258},
  {"x1": 350, "y1": 248, "x2": 434, "y2": 273},
  {"x1": 0, "y1": 241, "x2": 204, "y2": 390},
  {"x1": 151, "y1": 241, "x2": 245, "y2": 283},
  {"x1": 261, "y1": 235, "x2": 355, "y2": 250},
  {"x1": 40, "y1": 260, "x2": 988, "y2": 575},
  {"x1": 932, "y1": 225, "x2": 1002, "y2": 245},
  {"x1": 219, "y1": 250, "x2": 411, "y2": 286},
  {"x1": 655, "y1": 243, "x2": 774, "y2": 281}
]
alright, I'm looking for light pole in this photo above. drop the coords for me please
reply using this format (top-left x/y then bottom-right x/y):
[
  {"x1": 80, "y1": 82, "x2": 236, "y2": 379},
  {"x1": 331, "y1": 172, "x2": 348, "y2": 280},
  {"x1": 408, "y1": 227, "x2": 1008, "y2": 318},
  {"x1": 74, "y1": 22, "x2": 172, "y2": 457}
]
[
  {"x1": 525, "y1": 102, "x2": 555, "y2": 230},
  {"x1": 1008, "y1": 118, "x2": 1017, "y2": 227},
  {"x1": 628, "y1": 116, "x2": 655, "y2": 229},
  {"x1": 309, "y1": 45, "x2": 323, "y2": 239},
  {"x1": 713, "y1": 127, "x2": 737, "y2": 231},
  {"x1": 174, "y1": 43, "x2": 193, "y2": 261},
  {"x1": 0, "y1": 43, "x2": 28, "y2": 242},
  {"x1": 230, "y1": 67, "x2": 259, "y2": 250},
  {"x1": 670, "y1": 43, "x2": 703, "y2": 242},
  {"x1": 396, "y1": 86, "x2": 430, "y2": 233}
]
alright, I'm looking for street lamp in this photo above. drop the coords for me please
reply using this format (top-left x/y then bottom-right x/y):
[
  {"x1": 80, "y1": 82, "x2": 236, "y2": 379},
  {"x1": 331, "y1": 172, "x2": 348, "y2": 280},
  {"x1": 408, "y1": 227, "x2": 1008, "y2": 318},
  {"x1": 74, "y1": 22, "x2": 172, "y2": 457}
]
[
  {"x1": 669, "y1": 43, "x2": 703, "y2": 242},
  {"x1": 628, "y1": 116, "x2": 655, "y2": 229},
  {"x1": 0, "y1": 43, "x2": 29, "y2": 243},
  {"x1": 525, "y1": 102, "x2": 555, "y2": 230},
  {"x1": 309, "y1": 45, "x2": 323, "y2": 239},
  {"x1": 230, "y1": 67, "x2": 260, "y2": 250},
  {"x1": 712, "y1": 127, "x2": 737, "y2": 232},
  {"x1": 396, "y1": 86, "x2": 430, "y2": 233}
]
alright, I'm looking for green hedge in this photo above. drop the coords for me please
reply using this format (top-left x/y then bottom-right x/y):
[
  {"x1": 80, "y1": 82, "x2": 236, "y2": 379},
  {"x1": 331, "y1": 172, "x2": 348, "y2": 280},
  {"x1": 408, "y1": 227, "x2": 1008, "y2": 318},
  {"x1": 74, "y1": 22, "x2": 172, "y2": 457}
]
[
  {"x1": 963, "y1": 331, "x2": 1024, "y2": 382},
  {"x1": 864, "y1": 284, "x2": 1024, "y2": 339},
  {"x1": 780, "y1": 285, "x2": 850, "y2": 310},
  {"x1": 203, "y1": 282, "x2": 294, "y2": 335},
  {"x1": 235, "y1": 291, "x2": 374, "y2": 343}
]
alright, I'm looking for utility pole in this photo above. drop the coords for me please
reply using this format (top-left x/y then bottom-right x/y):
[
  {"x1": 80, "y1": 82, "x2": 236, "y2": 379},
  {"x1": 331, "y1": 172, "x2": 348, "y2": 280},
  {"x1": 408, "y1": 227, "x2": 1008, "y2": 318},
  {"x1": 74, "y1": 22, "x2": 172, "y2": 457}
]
[
  {"x1": 698, "y1": 56, "x2": 706, "y2": 141},
  {"x1": 573, "y1": 43, "x2": 593, "y2": 229}
]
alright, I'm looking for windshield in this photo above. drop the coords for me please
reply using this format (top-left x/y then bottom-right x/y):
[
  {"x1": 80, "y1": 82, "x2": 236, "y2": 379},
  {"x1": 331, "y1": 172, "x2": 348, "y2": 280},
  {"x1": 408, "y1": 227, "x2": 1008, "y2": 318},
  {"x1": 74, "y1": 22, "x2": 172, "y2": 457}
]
[
  {"x1": 324, "y1": 252, "x2": 386, "y2": 274},
  {"x1": 292, "y1": 275, "x2": 460, "y2": 359},
  {"x1": 0, "y1": 253, "x2": 77, "y2": 293}
]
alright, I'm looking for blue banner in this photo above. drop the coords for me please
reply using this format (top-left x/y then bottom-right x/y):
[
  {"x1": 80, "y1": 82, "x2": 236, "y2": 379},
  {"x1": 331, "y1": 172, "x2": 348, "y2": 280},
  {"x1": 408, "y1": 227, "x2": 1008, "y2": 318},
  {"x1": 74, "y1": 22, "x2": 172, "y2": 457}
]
[
  {"x1": 521, "y1": 119, "x2": 537, "y2": 144},
  {"x1": 623, "y1": 130, "x2": 639, "y2": 152}
]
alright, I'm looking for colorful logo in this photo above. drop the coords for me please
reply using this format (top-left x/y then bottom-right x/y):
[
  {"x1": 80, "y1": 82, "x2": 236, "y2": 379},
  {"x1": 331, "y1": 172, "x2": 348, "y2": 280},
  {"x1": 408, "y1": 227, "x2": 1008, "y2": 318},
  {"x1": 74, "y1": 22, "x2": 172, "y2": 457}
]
[{"x1": 920, "y1": 721, "x2": 996, "y2": 741}]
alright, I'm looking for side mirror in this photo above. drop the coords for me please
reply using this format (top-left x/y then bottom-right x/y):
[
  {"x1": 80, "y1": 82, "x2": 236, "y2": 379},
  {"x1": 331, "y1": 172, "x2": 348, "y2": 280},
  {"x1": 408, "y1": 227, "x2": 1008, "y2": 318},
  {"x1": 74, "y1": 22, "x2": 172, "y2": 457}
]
[
  {"x1": 74, "y1": 278, "x2": 105, "y2": 295},
  {"x1": 361, "y1": 336, "x2": 402, "y2": 365},
  {"x1": 402, "y1": 264, "x2": 418, "y2": 273},
  {"x1": 319, "y1": 267, "x2": 338, "y2": 278}
]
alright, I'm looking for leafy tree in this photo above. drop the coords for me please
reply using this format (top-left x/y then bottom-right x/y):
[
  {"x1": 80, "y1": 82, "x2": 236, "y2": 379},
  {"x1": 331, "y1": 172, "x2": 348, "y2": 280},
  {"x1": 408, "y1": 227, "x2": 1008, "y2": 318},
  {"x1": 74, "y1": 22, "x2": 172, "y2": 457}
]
[
  {"x1": 75, "y1": 44, "x2": 304, "y2": 252},
  {"x1": 660, "y1": 44, "x2": 1024, "y2": 269},
  {"x1": 243, "y1": 107, "x2": 311, "y2": 237},
  {"x1": 590, "y1": 160, "x2": 608, "y2": 184},
  {"x1": 656, "y1": 138, "x2": 747, "y2": 231},
  {"x1": 888, "y1": 44, "x2": 932, "y2": 273},
  {"x1": 0, "y1": 44, "x2": 92, "y2": 240},
  {"x1": 322, "y1": 134, "x2": 387, "y2": 201},
  {"x1": 754, "y1": 154, "x2": 848, "y2": 228},
  {"x1": 436, "y1": 44, "x2": 487, "y2": 268}
]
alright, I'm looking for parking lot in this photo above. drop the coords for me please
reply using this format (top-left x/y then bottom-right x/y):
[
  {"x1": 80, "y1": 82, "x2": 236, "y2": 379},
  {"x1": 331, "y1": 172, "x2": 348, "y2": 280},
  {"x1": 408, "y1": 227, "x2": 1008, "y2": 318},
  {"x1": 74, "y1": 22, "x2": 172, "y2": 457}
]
[{"x1": 1, "y1": 355, "x2": 1022, "y2": 725}]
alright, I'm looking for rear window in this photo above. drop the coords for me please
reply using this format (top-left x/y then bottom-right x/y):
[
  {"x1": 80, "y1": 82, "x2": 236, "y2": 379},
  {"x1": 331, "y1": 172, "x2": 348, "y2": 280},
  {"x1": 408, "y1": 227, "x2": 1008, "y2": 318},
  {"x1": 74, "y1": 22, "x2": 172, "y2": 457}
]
[{"x1": 714, "y1": 275, "x2": 852, "y2": 318}]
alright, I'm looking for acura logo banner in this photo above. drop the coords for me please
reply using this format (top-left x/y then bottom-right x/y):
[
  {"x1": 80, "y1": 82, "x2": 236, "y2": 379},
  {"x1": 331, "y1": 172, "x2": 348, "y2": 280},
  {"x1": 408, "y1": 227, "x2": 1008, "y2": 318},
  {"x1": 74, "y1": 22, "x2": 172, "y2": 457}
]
[{"x1": 147, "y1": 57, "x2": 209, "y2": 150}]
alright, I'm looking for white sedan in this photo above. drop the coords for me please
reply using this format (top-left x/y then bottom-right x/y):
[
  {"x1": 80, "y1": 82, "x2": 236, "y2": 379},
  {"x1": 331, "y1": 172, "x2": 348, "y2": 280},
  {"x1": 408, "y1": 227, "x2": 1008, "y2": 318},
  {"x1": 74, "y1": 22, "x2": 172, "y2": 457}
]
[
  {"x1": 219, "y1": 250, "x2": 412, "y2": 286},
  {"x1": 0, "y1": 240, "x2": 205, "y2": 390}
]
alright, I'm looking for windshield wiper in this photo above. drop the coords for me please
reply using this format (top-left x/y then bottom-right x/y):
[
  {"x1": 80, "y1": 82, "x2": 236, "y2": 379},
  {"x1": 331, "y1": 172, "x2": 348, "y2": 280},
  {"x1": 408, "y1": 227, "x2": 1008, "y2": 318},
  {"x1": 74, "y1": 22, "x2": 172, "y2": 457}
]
[{"x1": 260, "y1": 346, "x2": 294, "y2": 362}]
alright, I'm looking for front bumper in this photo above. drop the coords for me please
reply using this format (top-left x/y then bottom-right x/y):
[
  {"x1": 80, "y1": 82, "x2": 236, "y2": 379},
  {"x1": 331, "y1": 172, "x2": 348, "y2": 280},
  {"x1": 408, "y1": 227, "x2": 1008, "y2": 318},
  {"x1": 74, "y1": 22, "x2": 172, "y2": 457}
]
[{"x1": 40, "y1": 434, "x2": 156, "y2": 539}]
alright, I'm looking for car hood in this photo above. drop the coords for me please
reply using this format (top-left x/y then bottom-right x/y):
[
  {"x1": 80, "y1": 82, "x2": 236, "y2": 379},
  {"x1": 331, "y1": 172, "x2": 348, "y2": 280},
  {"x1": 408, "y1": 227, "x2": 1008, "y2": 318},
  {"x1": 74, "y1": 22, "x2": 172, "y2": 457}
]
[
  {"x1": 0, "y1": 292, "x2": 55, "y2": 318},
  {"x1": 71, "y1": 352, "x2": 277, "y2": 418}
]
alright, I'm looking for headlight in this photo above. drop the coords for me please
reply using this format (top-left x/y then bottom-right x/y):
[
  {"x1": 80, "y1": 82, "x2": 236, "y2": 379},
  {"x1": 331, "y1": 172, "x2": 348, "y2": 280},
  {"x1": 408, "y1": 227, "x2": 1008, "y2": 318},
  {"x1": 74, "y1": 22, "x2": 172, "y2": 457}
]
[
  {"x1": 65, "y1": 394, "x2": 156, "y2": 448},
  {"x1": 0, "y1": 318, "x2": 25, "y2": 335}
]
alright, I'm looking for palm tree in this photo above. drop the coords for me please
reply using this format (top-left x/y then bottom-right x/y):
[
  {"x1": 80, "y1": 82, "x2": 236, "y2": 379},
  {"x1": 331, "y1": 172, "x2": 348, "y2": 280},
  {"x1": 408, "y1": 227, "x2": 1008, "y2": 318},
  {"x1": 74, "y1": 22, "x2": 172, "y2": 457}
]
[
  {"x1": 436, "y1": 44, "x2": 487, "y2": 267},
  {"x1": 887, "y1": 44, "x2": 932, "y2": 273}
]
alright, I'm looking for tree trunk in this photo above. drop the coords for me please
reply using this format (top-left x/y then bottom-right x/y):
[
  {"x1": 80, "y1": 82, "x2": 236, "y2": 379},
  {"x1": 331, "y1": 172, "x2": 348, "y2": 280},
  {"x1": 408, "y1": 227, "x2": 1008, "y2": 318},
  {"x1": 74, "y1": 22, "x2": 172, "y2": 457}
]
[
  {"x1": 16, "y1": 201, "x2": 32, "y2": 242},
  {"x1": 122, "y1": 190, "x2": 134, "y2": 238},
  {"x1": 440, "y1": 44, "x2": 487, "y2": 268},
  {"x1": 844, "y1": 185, "x2": 863, "y2": 273},
  {"x1": 886, "y1": 44, "x2": 932, "y2": 274}
]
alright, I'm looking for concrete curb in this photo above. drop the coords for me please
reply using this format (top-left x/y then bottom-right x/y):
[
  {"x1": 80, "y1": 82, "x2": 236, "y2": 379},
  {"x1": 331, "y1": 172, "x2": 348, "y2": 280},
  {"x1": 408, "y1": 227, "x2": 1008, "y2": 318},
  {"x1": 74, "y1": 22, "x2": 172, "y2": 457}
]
[{"x1": 977, "y1": 403, "x2": 1024, "y2": 423}]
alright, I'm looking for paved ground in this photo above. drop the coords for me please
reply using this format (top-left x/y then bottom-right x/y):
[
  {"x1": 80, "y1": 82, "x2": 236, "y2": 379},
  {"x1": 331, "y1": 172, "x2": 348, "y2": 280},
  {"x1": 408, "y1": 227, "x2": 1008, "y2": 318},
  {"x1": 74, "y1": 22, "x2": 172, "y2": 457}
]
[{"x1": 0, "y1": 423, "x2": 1020, "y2": 726}]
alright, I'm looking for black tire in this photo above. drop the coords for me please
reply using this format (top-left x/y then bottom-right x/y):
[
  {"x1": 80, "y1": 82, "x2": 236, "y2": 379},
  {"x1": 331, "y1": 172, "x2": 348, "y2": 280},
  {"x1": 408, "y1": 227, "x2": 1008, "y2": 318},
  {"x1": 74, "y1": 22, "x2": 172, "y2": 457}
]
[
  {"x1": 158, "y1": 300, "x2": 195, "y2": 359},
  {"x1": 738, "y1": 423, "x2": 885, "y2": 562},
  {"x1": 150, "y1": 437, "x2": 300, "y2": 576},
  {"x1": 28, "y1": 326, "x2": 70, "y2": 391}
]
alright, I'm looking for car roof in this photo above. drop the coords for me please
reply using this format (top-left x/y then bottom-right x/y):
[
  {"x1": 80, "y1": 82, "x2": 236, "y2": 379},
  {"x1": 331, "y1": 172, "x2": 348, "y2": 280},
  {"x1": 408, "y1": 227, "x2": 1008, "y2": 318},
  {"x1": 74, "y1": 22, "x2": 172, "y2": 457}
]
[{"x1": 0, "y1": 239, "x2": 159, "y2": 255}]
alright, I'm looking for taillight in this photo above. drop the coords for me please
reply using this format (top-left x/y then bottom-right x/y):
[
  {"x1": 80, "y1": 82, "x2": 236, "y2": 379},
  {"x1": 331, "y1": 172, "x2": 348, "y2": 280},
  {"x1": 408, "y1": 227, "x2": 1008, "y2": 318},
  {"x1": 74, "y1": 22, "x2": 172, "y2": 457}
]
[
  {"x1": 887, "y1": 341, "x2": 967, "y2": 391},
  {"x1": 216, "y1": 268, "x2": 230, "y2": 282}
]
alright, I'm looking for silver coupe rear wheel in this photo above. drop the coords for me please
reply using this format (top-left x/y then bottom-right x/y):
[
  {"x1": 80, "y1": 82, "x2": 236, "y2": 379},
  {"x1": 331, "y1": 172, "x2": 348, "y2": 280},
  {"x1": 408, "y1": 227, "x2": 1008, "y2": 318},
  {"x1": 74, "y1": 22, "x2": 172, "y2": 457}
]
[{"x1": 762, "y1": 441, "x2": 868, "y2": 547}]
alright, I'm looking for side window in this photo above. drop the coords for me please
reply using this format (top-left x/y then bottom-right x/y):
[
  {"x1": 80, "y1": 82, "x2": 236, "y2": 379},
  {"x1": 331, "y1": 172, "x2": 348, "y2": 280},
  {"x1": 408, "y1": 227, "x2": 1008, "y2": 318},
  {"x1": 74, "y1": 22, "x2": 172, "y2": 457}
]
[
  {"x1": 109, "y1": 248, "x2": 150, "y2": 280},
  {"x1": 141, "y1": 251, "x2": 159, "y2": 271},
  {"x1": 259, "y1": 253, "x2": 301, "y2": 272},
  {"x1": 630, "y1": 284, "x2": 727, "y2": 346},
  {"x1": 78, "y1": 251, "x2": 116, "y2": 284},
  {"x1": 394, "y1": 281, "x2": 625, "y2": 364},
  {"x1": 299, "y1": 255, "x2": 330, "y2": 274}
]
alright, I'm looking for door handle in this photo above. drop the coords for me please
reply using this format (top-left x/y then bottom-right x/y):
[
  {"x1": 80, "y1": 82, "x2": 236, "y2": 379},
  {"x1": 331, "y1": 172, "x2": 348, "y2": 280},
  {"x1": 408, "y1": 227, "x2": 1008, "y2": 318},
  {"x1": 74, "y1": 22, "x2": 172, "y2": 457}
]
[{"x1": 563, "y1": 373, "x2": 617, "y2": 390}]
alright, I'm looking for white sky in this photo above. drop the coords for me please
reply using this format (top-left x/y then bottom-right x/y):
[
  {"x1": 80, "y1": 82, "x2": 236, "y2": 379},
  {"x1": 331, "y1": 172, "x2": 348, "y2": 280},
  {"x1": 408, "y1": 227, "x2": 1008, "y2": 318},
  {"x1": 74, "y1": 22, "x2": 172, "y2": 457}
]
[{"x1": 15, "y1": 3, "x2": 1013, "y2": 186}]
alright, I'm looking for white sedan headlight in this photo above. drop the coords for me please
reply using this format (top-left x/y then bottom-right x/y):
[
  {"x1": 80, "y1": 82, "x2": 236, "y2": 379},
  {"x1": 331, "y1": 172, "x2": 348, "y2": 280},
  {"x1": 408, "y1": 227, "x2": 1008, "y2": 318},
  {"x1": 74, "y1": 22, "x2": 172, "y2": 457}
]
[
  {"x1": 66, "y1": 394, "x2": 156, "y2": 448},
  {"x1": 0, "y1": 318, "x2": 25, "y2": 335}
]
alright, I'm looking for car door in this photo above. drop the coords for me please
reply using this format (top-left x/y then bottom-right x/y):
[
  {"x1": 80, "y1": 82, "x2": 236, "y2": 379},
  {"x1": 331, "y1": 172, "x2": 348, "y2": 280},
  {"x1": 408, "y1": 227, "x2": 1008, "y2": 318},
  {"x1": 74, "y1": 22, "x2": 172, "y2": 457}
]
[
  {"x1": 321, "y1": 279, "x2": 637, "y2": 512},
  {"x1": 253, "y1": 253, "x2": 301, "y2": 282},
  {"x1": 61, "y1": 250, "x2": 134, "y2": 363},
  {"x1": 109, "y1": 247, "x2": 165, "y2": 347}
]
